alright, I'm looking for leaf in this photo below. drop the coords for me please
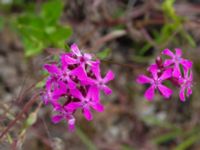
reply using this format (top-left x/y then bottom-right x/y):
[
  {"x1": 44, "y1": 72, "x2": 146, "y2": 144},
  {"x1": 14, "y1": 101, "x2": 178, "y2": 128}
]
[
  {"x1": 36, "y1": 80, "x2": 45, "y2": 88},
  {"x1": 152, "y1": 130, "x2": 182, "y2": 145},
  {"x1": 41, "y1": 0, "x2": 64, "y2": 25},
  {"x1": 174, "y1": 134, "x2": 200, "y2": 150},
  {"x1": 23, "y1": 38, "x2": 44, "y2": 57},
  {"x1": 13, "y1": 0, "x2": 72, "y2": 57},
  {"x1": 25, "y1": 112, "x2": 38, "y2": 127},
  {"x1": 64, "y1": 44, "x2": 71, "y2": 52},
  {"x1": 181, "y1": 31, "x2": 196, "y2": 47},
  {"x1": 96, "y1": 48, "x2": 111, "y2": 59},
  {"x1": 50, "y1": 25, "x2": 72, "y2": 48}
]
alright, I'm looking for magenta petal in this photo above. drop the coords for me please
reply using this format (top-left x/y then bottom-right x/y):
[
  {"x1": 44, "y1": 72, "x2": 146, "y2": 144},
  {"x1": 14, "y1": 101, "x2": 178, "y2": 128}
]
[
  {"x1": 71, "y1": 43, "x2": 81, "y2": 56},
  {"x1": 179, "y1": 87, "x2": 186, "y2": 102},
  {"x1": 187, "y1": 87, "x2": 192, "y2": 97},
  {"x1": 66, "y1": 102, "x2": 82, "y2": 110},
  {"x1": 61, "y1": 54, "x2": 77, "y2": 67},
  {"x1": 68, "y1": 80, "x2": 76, "y2": 89},
  {"x1": 45, "y1": 78, "x2": 53, "y2": 89},
  {"x1": 81, "y1": 78, "x2": 95, "y2": 85},
  {"x1": 159, "y1": 69, "x2": 172, "y2": 81},
  {"x1": 164, "y1": 59, "x2": 173, "y2": 67},
  {"x1": 158, "y1": 84, "x2": 172, "y2": 98},
  {"x1": 149, "y1": 69, "x2": 158, "y2": 80},
  {"x1": 83, "y1": 108, "x2": 93, "y2": 121},
  {"x1": 181, "y1": 59, "x2": 192, "y2": 69},
  {"x1": 91, "y1": 103, "x2": 104, "y2": 112},
  {"x1": 91, "y1": 62, "x2": 101, "y2": 80},
  {"x1": 144, "y1": 86, "x2": 155, "y2": 101},
  {"x1": 162, "y1": 49, "x2": 174, "y2": 57},
  {"x1": 136, "y1": 75, "x2": 152, "y2": 84},
  {"x1": 84, "y1": 53, "x2": 92, "y2": 60},
  {"x1": 87, "y1": 86, "x2": 100, "y2": 102},
  {"x1": 53, "y1": 90, "x2": 64, "y2": 99},
  {"x1": 44, "y1": 64, "x2": 60, "y2": 74},
  {"x1": 147, "y1": 64, "x2": 158, "y2": 72},
  {"x1": 172, "y1": 64, "x2": 181, "y2": 78},
  {"x1": 175, "y1": 48, "x2": 182, "y2": 57},
  {"x1": 68, "y1": 117, "x2": 75, "y2": 132},
  {"x1": 70, "y1": 89, "x2": 83, "y2": 100},
  {"x1": 102, "y1": 86, "x2": 112, "y2": 95},
  {"x1": 51, "y1": 115, "x2": 63, "y2": 124},
  {"x1": 103, "y1": 70, "x2": 115, "y2": 83},
  {"x1": 53, "y1": 82, "x2": 67, "y2": 99},
  {"x1": 71, "y1": 66, "x2": 88, "y2": 81}
]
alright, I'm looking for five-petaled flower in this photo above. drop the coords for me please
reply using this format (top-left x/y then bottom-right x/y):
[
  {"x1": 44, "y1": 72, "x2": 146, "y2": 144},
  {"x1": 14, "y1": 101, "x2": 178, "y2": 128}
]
[
  {"x1": 162, "y1": 48, "x2": 192, "y2": 77},
  {"x1": 137, "y1": 68, "x2": 173, "y2": 100}
]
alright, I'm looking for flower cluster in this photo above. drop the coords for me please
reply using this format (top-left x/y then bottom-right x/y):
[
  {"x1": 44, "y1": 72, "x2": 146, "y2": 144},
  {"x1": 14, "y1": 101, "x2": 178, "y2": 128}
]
[
  {"x1": 136, "y1": 48, "x2": 193, "y2": 102},
  {"x1": 41, "y1": 44, "x2": 115, "y2": 131}
]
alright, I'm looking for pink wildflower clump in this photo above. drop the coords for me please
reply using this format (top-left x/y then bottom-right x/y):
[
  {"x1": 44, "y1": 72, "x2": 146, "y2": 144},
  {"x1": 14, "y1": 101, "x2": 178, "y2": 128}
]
[
  {"x1": 41, "y1": 44, "x2": 115, "y2": 131},
  {"x1": 136, "y1": 48, "x2": 193, "y2": 102}
]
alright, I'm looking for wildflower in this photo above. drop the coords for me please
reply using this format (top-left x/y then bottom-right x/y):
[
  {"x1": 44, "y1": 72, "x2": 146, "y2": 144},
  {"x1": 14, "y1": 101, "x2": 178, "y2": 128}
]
[
  {"x1": 66, "y1": 87, "x2": 104, "y2": 121},
  {"x1": 51, "y1": 105, "x2": 76, "y2": 131},
  {"x1": 137, "y1": 68, "x2": 173, "y2": 100},
  {"x1": 137, "y1": 48, "x2": 193, "y2": 102},
  {"x1": 90, "y1": 62, "x2": 115, "y2": 95},
  {"x1": 162, "y1": 48, "x2": 192, "y2": 77},
  {"x1": 41, "y1": 43, "x2": 114, "y2": 131},
  {"x1": 178, "y1": 68, "x2": 193, "y2": 101},
  {"x1": 61, "y1": 43, "x2": 95, "y2": 67}
]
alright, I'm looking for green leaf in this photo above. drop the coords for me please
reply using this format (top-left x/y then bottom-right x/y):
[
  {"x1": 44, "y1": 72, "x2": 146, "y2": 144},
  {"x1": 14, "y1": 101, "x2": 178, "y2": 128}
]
[
  {"x1": 174, "y1": 134, "x2": 200, "y2": 150},
  {"x1": 36, "y1": 80, "x2": 45, "y2": 88},
  {"x1": 96, "y1": 48, "x2": 111, "y2": 59},
  {"x1": 41, "y1": 0, "x2": 63, "y2": 25},
  {"x1": 25, "y1": 112, "x2": 38, "y2": 127},
  {"x1": 13, "y1": 0, "x2": 72, "y2": 57},
  {"x1": 152, "y1": 130, "x2": 181, "y2": 145},
  {"x1": 23, "y1": 38, "x2": 44, "y2": 57},
  {"x1": 64, "y1": 44, "x2": 71, "y2": 52},
  {"x1": 181, "y1": 31, "x2": 196, "y2": 47},
  {"x1": 50, "y1": 25, "x2": 72, "y2": 48}
]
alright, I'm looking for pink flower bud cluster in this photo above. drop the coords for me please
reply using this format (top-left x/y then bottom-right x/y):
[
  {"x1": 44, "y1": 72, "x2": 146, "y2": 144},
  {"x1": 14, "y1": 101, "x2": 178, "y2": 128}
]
[
  {"x1": 41, "y1": 44, "x2": 115, "y2": 131},
  {"x1": 137, "y1": 48, "x2": 193, "y2": 102}
]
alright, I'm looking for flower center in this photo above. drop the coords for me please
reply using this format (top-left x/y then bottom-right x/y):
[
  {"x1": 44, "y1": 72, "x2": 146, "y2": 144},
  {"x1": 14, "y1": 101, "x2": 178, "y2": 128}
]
[
  {"x1": 80, "y1": 56, "x2": 85, "y2": 63},
  {"x1": 175, "y1": 56, "x2": 181, "y2": 63},
  {"x1": 154, "y1": 79, "x2": 161, "y2": 86}
]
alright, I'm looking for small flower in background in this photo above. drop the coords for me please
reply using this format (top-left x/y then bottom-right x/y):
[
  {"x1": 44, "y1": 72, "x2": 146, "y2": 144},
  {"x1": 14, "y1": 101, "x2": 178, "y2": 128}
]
[
  {"x1": 178, "y1": 68, "x2": 193, "y2": 102},
  {"x1": 136, "y1": 68, "x2": 173, "y2": 101},
  {"x1": 162, "y1": 48, "x2": 192, "y2": 77},
  {"x1": 137, "y1": 48, "x2": 193, "y2": 102},
  {"x1": 41, "y1": 44, "x2": 115, "y2": 131}
]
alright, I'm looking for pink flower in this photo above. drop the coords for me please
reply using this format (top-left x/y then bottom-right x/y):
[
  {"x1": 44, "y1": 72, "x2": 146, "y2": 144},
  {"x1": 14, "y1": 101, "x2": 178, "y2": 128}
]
[
  {"x1": 162, "y1": 48, "x2": 192, "y2": 77},
  {"x1": 61, "y1": 44, "x2": 95, "y2": 67},
  {"x1": 137, "y1": 68, "x2": 173, "y2": 100},
  {"x1": 66, "y1": 87, "x2": 104, "y2": 121},
  {"x1": 91, "y1": 62, "x2": 115, "y2": 95},
  {"x1": 51, "y1": 106, "x2": 76, "y2": 131},
  {"x1": 178, "y1": 68, "x2": 193, "y2": 102},
  {"x1": 137, "y1": 48, "x2": 193, "y2": 102},
  {"x1": 41, "y1": 43, "x2": 115, "y2": 131}
]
